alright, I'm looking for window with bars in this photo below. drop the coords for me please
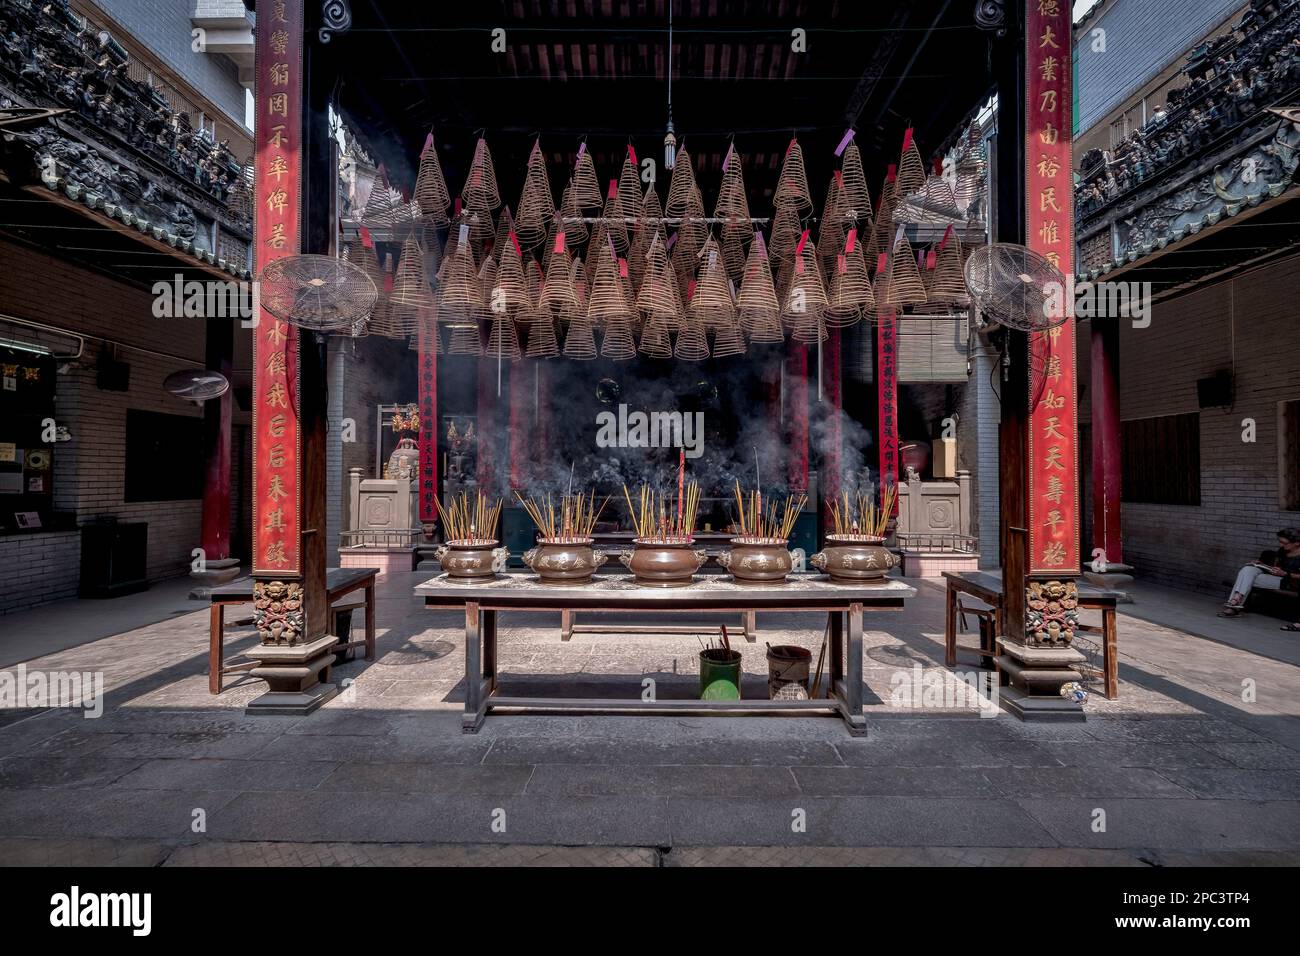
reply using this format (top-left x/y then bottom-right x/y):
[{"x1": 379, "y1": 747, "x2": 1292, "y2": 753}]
[{"x1": 1121, "y1": 412, "x2": 1201, "y2": 506}]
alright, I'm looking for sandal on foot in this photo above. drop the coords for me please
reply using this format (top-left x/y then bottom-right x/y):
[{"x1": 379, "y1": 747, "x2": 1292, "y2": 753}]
[{"x1": 1218, "y1": 607, "x2": 1243, "y2": 618}]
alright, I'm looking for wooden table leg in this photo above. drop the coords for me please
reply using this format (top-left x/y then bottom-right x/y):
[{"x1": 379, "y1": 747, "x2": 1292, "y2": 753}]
[
  {"x1": 836, "y1": 603, "x2": 867, "y2": 736},
  {"x1": 209, "y1": 603, "x2": 223, "y2": 694},
  {"x1": 828, "y1": 610, "x2": 844, "y2": 696},
  {"x1": 463, "y1": 602, "x2": 486, "y2": 733},
  {"x1": 364, "y1": 582, "x2": 376, "y2": 661},
  {"x1": 744, "y1": 610, "x2": 757, "y2": 643},
  {"x1": 944, "y1": 584, "x2": 957, "y2": 668},
  {"x1": 561, "y1": 609, "x2": 573, "y2": 642},
  {"x1": 484, "y1": 609, "x2": 498, "y2": 692},
  {"x1": 1103, "y1": 607, "x2": 1119, "y2": 700}
]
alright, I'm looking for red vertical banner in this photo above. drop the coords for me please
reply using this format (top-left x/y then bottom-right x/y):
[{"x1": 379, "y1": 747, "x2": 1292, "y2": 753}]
[
  {"x1": 252, "y1": 0, "x2": 303, "y2": 577},
  {"x1": 876, "y1": 308, "x2": 899, "y2": 511},
  {"x1": 1025, "y1": 0, "x2": 1079, "y2": 575},
  {"x1": 417, "y1": 314, "x2": 438, "y2": 524}
]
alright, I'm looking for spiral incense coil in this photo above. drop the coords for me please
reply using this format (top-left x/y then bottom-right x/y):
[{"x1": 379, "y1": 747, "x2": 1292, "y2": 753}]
[
  {"x1": 569, "y1": 255, "x2": 588, "y2": 314},
  {"x1": 572, "y1": 147, "x2": 603, "y2": 212},
  {"x1": 635, "y1": 234, "x2": 682, "y2": 322},
  {"x1": 818, "y1": 177, "x2": 846, "y2": 274},
  {"x1": 640, "y1": 183, "x2": 664, "y2": 228},
  {"x1": 540, "y1": 242, "x2": 582, "y2": 319},
  {"x1": 921, "y1": 174, "x2": 962, "y2": 223},
  {"x1": 781, "y1": 237, "x2": 828, "y2": 329},
  {"x1": 714, "y1": 144, "x2": 751, "y2": 224},
  {"x1": 896, "y1": 133, "x2": 927, "y2": 201},
  {"x1": 736, "y1": 236, "x2": 780, "y2": 314},
  {"x1": 929, "y1": 235, "x2": 970, "y2": 305},
  {"x1": 721, "y1": 230, "x2": 750, "y2": 284},
  {"x1": 361, "y1": 177, "x2": 417, "y2": 237},
  {"x1": 674, "y1": 318, "x2": 710, "y2": 362},
  {"x1": 825, "y1": 243, "x2": 871, "y2": 329},
  {"x1": 746, "y1": 309, "x2": 785, "y2": 343},
  {"x1": 638, "y1": 314, "x2": 673, "y2": 358},
  {"x1": 437, "y1": 232, "x2": 483, "y2": 311},
  {"x1": 768, "y1": 205, "x2": 801, "y2": 266},
  {"x1": 690, "y1": 240, "x2": 736, "y2": 329},
  {"x1": 598, "y1": 186, "x2": 628, "y2": 254},
  {"x1": 790, "y1": 311, "x2": 827, "y2": 345},
  {"x1": 600, "y1": 315, "x2": 638, "y2": 361},
  {"x1": 886, "y1": 234, "x2": 928, "y2": 308},
  {"x1": 475, "y1": 257, "x2": 499, "y2": 325},
  {"x1": 461, "y1": 137, "x2": 501, "y2": 211},
  {"x1": 586, "y1": 242, "x2": 633, "y2": 323},
  {"x1": 712, "y1": 317, "x2": 747, "y2": 358},
  {"x1": 558, "y1": 181, "x2": 589, "y2": 246},
  {"x1": 388, "y1": 237, "x2": 432, "y2": 311},
  {"x1": 617, "y1": 149, "x2": 642, "y2": 223},
  {"x1": 493, "y1": 234, "x2": 530, "y2": 313},
  {"x1": 448, "y1": 321, "x2": 483, "y2": 355},
  {"x1": 839, "y1": 142, "x2": 872, "y2": 227},
  {"x1": 524, "y1": 313, "x2": 559, "y2": 358},
  {"x1": 514, "y1": 144, "x2": 555, "y2": 251},
  {"x1": 414, "y1": 135, "x2": 451, "y2": 226},
  {"x1": 413, "y1": 307, "x2": 442, "y2": 353},
  {"x1": 664, "y1": 145, "x2": 698, "y2": 218},
  {"x1": 486, "y1": 311, "x2": 521, "y2": 361},
  {"x1": 491, "y1": 206, "x2": 515, "y2": 263},
  {"x1": 774, "y1": 139, "x2": 813, "y2": 214},
  {"x1": 562, "y1": 314, "x2": 598, "y2": 360}
]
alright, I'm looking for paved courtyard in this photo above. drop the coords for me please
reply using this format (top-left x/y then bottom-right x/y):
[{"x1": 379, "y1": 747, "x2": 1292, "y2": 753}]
[{"x1": 1, "y1": 571, "x2": 1298, "y2": 865}]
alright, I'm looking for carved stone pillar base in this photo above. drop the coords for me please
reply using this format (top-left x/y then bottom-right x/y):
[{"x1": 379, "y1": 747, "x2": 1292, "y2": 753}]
[
  {"x1": 997, "y1": 642, "x2": 1086, "y2": 722},
  {"x1": 243, "y1": 635, "x2": 339, "y2": 715}
]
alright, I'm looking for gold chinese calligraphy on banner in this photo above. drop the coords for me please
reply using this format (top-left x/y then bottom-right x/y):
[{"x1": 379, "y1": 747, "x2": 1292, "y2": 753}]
[
  {"x1": 252, "y1": 0, "x2": 303, "y2": 576},
  {"x1": 1025, "y1": 0, "x2": 1079, "y2": 576}
]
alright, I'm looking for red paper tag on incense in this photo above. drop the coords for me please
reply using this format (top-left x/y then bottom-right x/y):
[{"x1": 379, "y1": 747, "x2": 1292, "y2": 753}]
[
  {"x1": 619, "y1": 257, "x2": 628, "y2": 277},
  {"x1": 927, "y1": 249, "x2": 937, "y2": 269},
  {"x1": 886, "y1": 164, "x2": 897, "y2": 182},
  {"x1": 454, "y1": 197, "x2": 462, "y2": 216},
  {"x1": 834, "y1": 169, "x2": 844, "y2": 188},
  {"x1": 423, "y1": 131, "x2": 434, "y2": 152},
  {"x1": 902, "y1": 128, "x2": 914, "y2": 151},
  {"x1": 754, "y1": 231, "x2": 768, "y2": 255},
  {"x1": 608, "y1": 180, "x2": 618, "y2": 199},
  {"x1": 837, "y1": 254, "x2": 847, "y2": 275},
  {"x1": 940, "y1": 224, "x2": 954, "y2": 250},
  {"x1": 934, "y1": 156, "x2": 944, "y2": 174},
  {"x1": 686, "y1": 278, "x2": 696, "y2": 301},
  {"x1": 877, "y1": 253, "x2": 889, "y2": 273},
  {"x1": 722, "y1": 145, "x2": 732, "y2": 170},
  {"x1": 576, "y1": 142, "x2": 586, "y2": 161},
  {"x1": 627, "y1": 145, "x2": 637, "y2": 166},
  {"x1": 359, "y1": 226, "x2": 373, "y2": 248},
  {"x1": 786, "y1": 138, "x2": 797, "y2": 157},
  {"x1": 845, "y1": 229, "x2": 857, "y2": 254},
  {"x1": 796, "y1": 229, "x2": 809, "y2": 254},
  {"x1": 554, "y1": 232, "x2": 565, "y2": 254},
  {"x1": 510, "y1": 231, "x2": 521, "y2": 256}
]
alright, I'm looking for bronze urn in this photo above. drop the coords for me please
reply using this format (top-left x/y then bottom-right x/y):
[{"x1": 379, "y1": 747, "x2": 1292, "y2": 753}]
[
  {"x1": 523, "y1": 537, "x2": 608, "y2": 586},
  {"x1": 435, "y1": 539, "x2": 508, "y2": 581},
  {"x1": 717, "y1": 537, "x2": 796, "y2": 585},
  {"x1": 809, "y1": 534, "x2": 897, "y2": 584},
  {"x1": 619, "y1": 537, "x2": 708, "y2": 588}
]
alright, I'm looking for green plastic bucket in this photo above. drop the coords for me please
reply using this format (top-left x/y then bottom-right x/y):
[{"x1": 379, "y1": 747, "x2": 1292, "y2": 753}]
[{"x1": 699, "y1": 648, "x2": 743, "y2": 700}]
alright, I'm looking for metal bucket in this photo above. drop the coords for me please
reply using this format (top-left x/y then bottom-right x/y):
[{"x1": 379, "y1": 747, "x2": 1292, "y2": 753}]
[{"x1": 766, "y1": 644, "x2": 811, "y2": 700}]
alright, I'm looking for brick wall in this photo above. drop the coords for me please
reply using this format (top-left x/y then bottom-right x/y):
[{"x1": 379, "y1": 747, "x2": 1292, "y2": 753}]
[
  {"x1": 0, "y1": 531, "x2": 81, "y2": 613},
  {"x1": 1077, "y1": 252, "x2": 1300, "y2": 593},
  {"x1": 0, "y1": 238, "x2": 252, "y2": 610}
]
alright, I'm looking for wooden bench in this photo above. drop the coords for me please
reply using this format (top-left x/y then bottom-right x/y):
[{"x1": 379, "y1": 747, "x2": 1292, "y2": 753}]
[{"x1": 208, "y1": 567, "x2": 378, "y2": 694}]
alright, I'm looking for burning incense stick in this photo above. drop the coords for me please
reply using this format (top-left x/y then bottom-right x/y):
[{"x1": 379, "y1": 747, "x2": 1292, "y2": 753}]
[
  {"x1": 516, "y1": 489, "x2": 607, "y2": 543},
  {"x1": 732, "y1": 480, "x2": 806, "y2": 540},
  {"x1": 433, "y1": 490, "x2": 503, "y2": 543},
  {"x1": 622, "y1": 480, "x2": 700, "y2": 542},
  {"x1": 825, "y1": 486, "x2": 897, "y2": 538}
]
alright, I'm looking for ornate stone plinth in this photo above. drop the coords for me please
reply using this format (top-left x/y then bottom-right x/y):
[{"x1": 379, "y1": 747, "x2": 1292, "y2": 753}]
[
  {"x1": 996, "y1": 579, "x2": 1087, "y2": 722},
  {"x1": 243, "y1": 635, "x2": 340, "y2": 715}
]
